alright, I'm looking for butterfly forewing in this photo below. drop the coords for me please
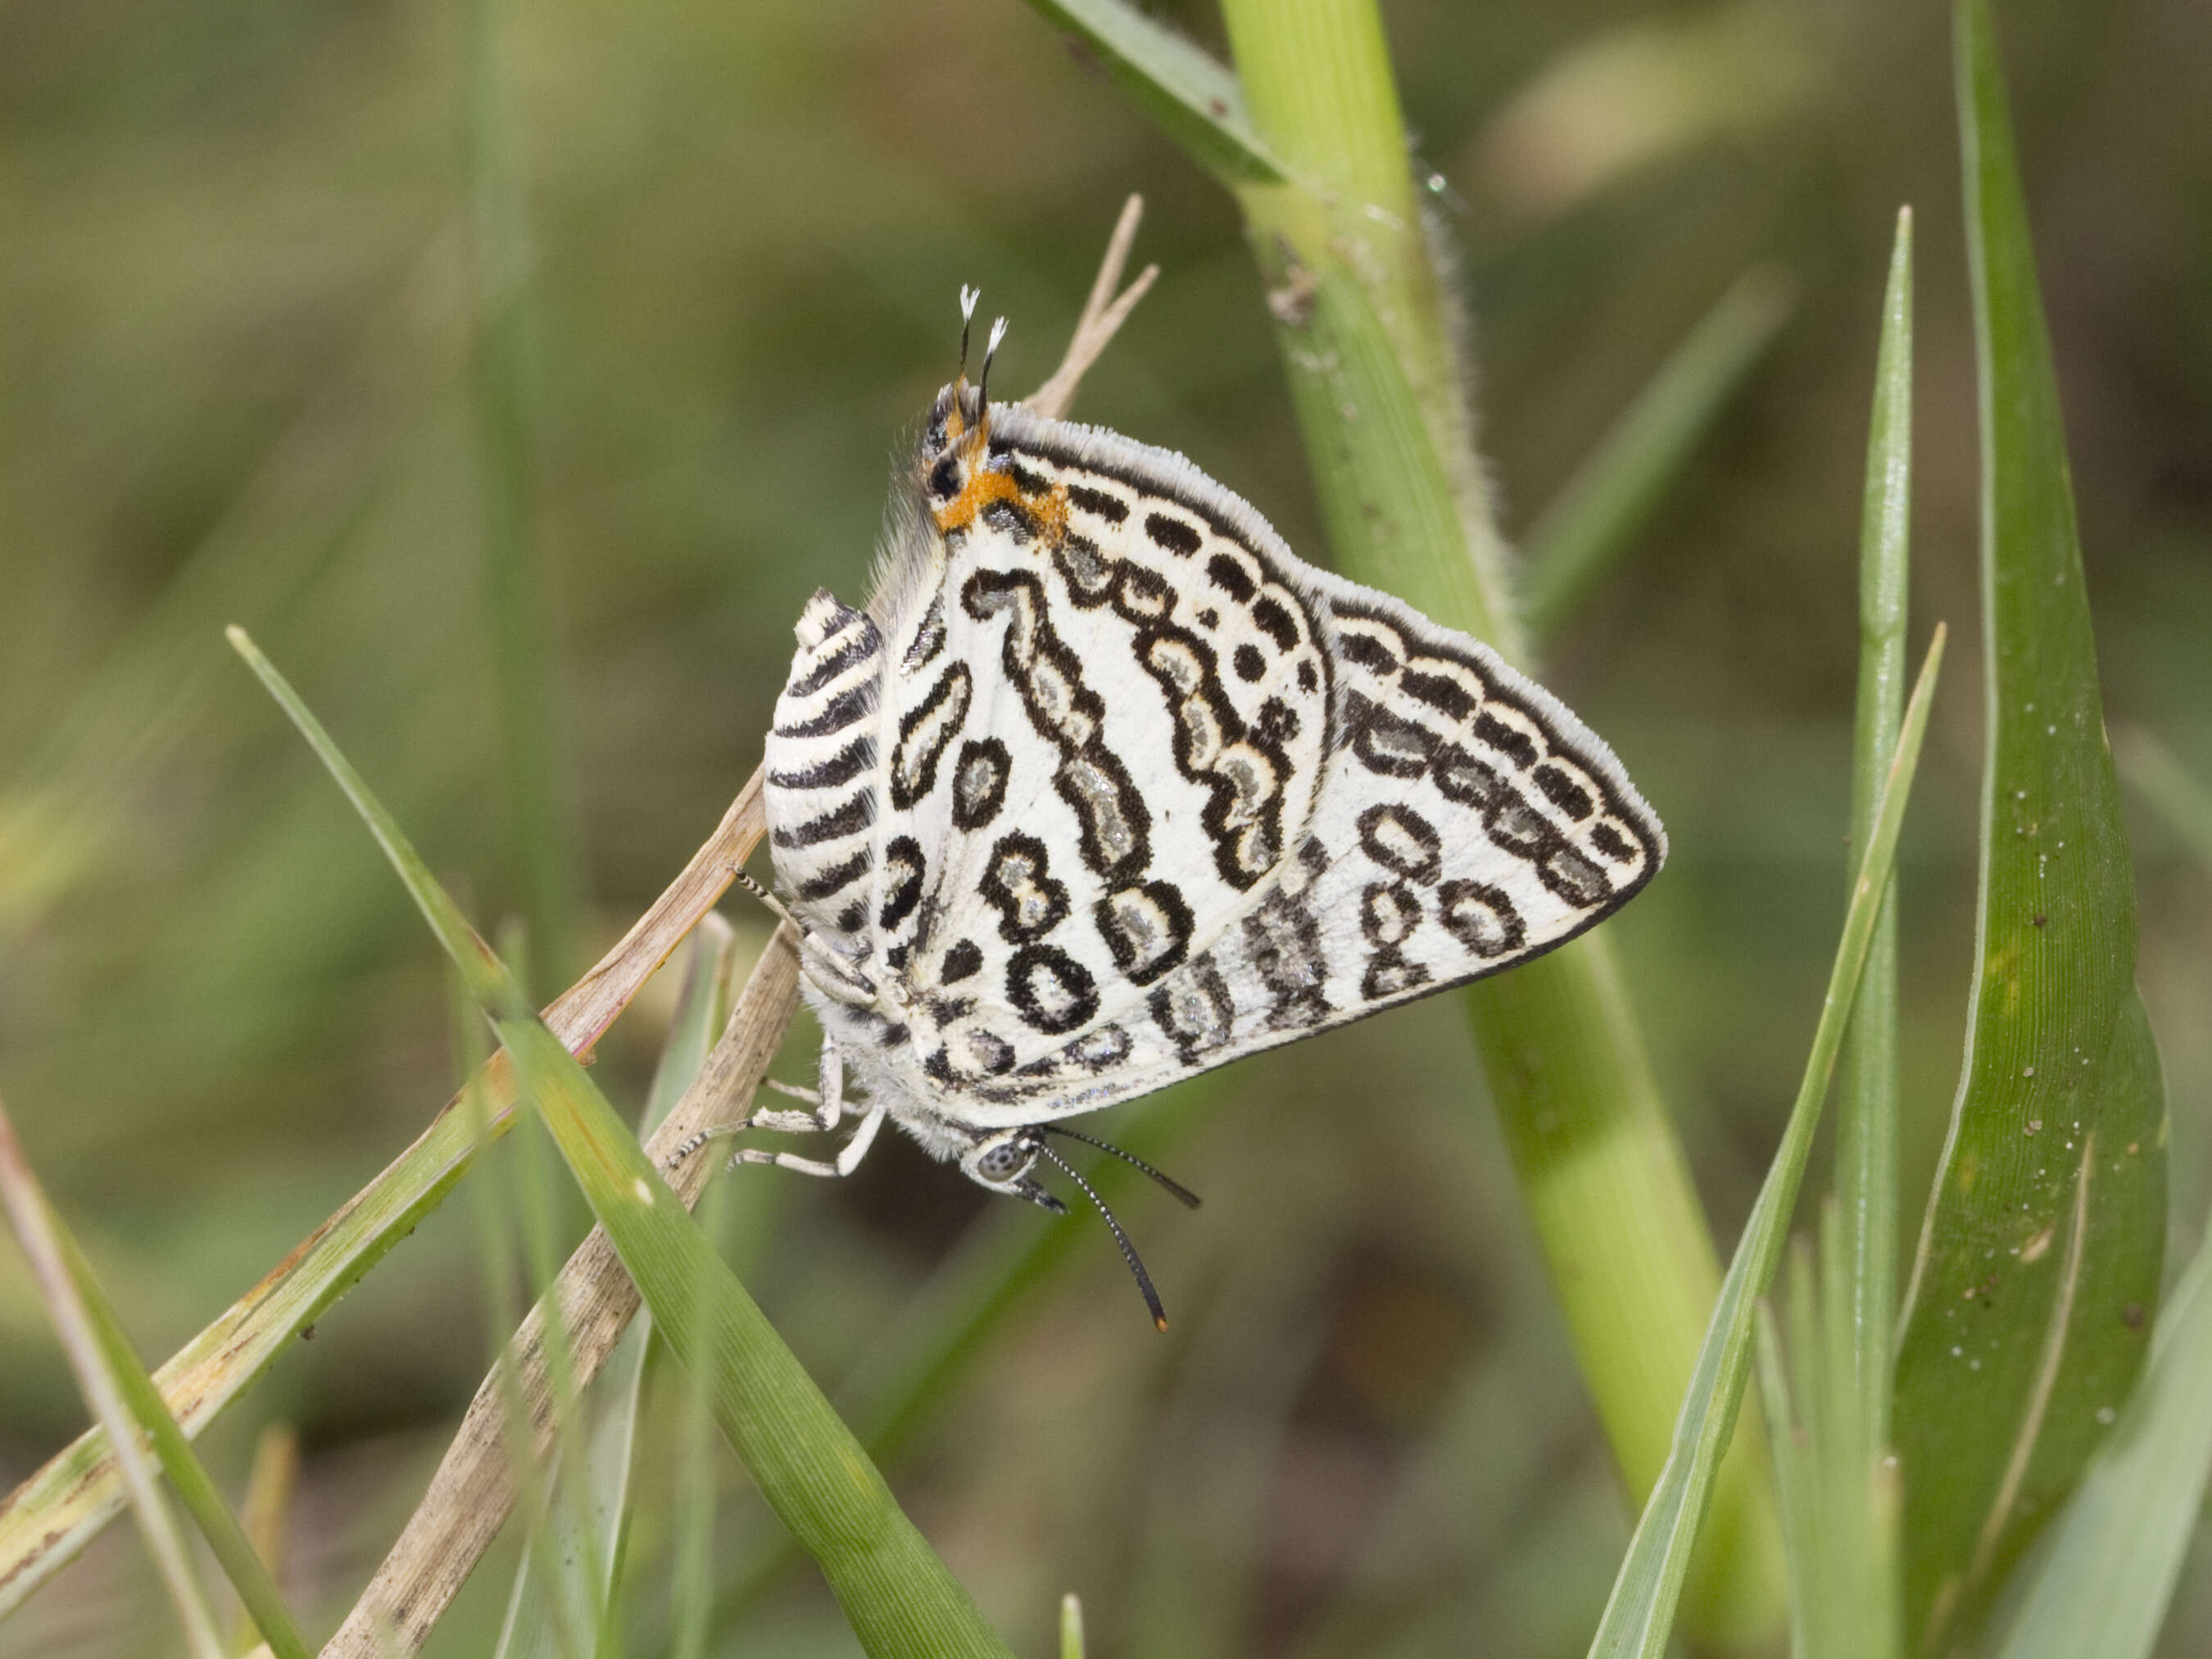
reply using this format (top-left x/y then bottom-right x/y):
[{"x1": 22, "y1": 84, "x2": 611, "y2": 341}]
[
  {"x1": 765, "y1": 392, "x2": 1665, "y2": 1139},
  {"x1": 866, "y1": 419, "x2": 1334, "y2": 1100}
]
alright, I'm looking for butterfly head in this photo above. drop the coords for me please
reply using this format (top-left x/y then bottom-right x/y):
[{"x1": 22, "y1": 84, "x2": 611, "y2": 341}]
[
  {"x1": 960, "y1": 1125, "x2": 1198, "y2": 1333},
  {"x1": 959, "y1": 1128, "x2": 1058, "y2": 1208},
  {"x1": 921, "y1": 292, "x2": 1013, "y2": 526}
]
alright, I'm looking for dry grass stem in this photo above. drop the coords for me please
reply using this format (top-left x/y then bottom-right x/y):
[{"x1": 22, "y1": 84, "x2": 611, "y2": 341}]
[
  {"x1": 321, "y1": 925, "x2": 802, "y2": 1658},
  {"x1": 4, "y1": 195, "x2": 1146, "y2": 1647},
  {"x1": 1024, "y1": 194, "x2": 1159, "y2": 420},
  {"x1": 0, "y1": 770, "x2": 764, "y2": 1617},
  {"x1": 0, "y1": 1095, "x2": 229, "y2": 1659},
  {"x1": 321, "y1": 201, "x2": 1154, "y2": 1652}
]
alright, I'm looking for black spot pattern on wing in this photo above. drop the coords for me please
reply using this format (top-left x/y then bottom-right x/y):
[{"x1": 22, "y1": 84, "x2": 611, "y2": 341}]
[
  {"x1": 1399, "y1": 668, "x2": 1478, "y2": 722},
  {"x1": 1095, "y1": 879, "x2": 1194, "y2": 986},
  {"x1": 1249, "y1": 597, "x2": 1299, "y2": 653},
  {"x1": 1009, "y1": 945, "x2": 1100, "y2": 1034},
  {"x1": 1345, "y1": 691, "x2": 1435, "y2": 778},
  {"x1": 769, "y1": 733, "x2": 875, "y2": 791},
  {"x1": 772, "y1": 790, "x2": 874, "y2": 850},
  {"x1": 983, "y1": 496, "x2": 1042, "y2": 543},
  {"x1": 774, "y1": 683, "x2": 873, "y2": 740},
  {"x1": 962, "y1": 570, "x2": 1151, "y2": 882},
  {"x1": 902, "y1": 592, "x2": 946, "y2": 672},
  {"x1": 1137, "y1": 624, "x2": 1295, "y2": 889},
  {"x1": 1532, "y1": 761, "x2": 1595, "y2": 820},
  {"x1": 1357, "y1": 804, "x2": 1443, "y2": 886},
  {"x1": 797, "y1": 848, "x2": 872, "y2": 902},
  {"x1": 1357, "y1": 877, "x2": 1431, "y2": 998},
  {"x1": 966, "y1": 1029, "x2": 1018, "y2": 1076},
  {"x1": 1063, "y1": 1023, "x2": 1132, "y2": 1071},
  {"x1": 941, "y1": 938, "x2": 983, "y2": 983},
  {"x1": 1205, "y1": 552, "x2": 1255, "y2": 601},
  {"x1": 1244, "y1": 887, "x2": 1331, "y2": 1029},
  {"x1": 979, "y1": 832, "x2": 1071, "y2": 942},
  {"x1": 1360, "y1": 882, "x2": 1422, "y2": 945},
  {"x1": 1145, "y1": 512, "x2": 1202, "y2": 555},
  {"x1": 950, "y1": 737, "x2": 1011, "y2": 830},
  {"x1": 1473, "y1": 709, "x2": 1539, "y2": 770},
  {"x1": 1148, "y1": 954, "x2": 1235, "y2": 1062},
  {"x1": 1067, "y1": 484, "x2": 1127, "y2": 524},
  {"x1": 1438, "y1": 879, "x2": 1525, "y2": 958},
  {"x1": 879, "y1": 837, "x2": 926, "y2": 931},
  {"x1": 1430, "y1": 742, "x2": 1503, "y2": 809},
  {"x1": 787, "y1": 628, "x2": 882, "y2": 698},
  {"x1": 890, "y1": 662, "x2": 972, "y2": 810},
  {"x1": 1362, "y1": 949, "x2": 1431, "y2": 999}
]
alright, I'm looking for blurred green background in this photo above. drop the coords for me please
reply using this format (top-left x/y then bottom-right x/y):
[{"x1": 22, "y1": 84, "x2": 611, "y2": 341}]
[{"x1": 3, "y1": 0, "x2": 2210, "y2": 1653}]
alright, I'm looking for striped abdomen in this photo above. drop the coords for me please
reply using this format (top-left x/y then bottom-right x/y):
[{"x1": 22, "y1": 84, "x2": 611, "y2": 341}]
[{"x1": 764, "y1": 589, "x2": 886, "y2": 941}]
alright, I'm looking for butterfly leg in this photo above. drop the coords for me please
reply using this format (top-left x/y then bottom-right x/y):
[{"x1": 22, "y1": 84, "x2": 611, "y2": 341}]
[
  {"x1": 812, "y1": 1036, "x2": 845, "y2": 1131},
  {"x1": 728, "y1": 1098, "x2": 885, "y2": 1179},
  {"x1": 722, "y1": 1038, "x2": 846, "y2": 1135},
  {"x1": 667, "y1": 1037, "x2": 853, "y2": 1159},
  {"x1": 736, "y1": 1077, "x2": 827, "y2": 1135}
]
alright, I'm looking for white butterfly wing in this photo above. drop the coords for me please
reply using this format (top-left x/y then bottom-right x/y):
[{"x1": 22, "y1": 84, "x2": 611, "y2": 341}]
[
  {"x1": 768, "y1": 395, "x2": 1663, "y2": 1135},
  {"x1": 859, "y1": 420, "x2": 1334, "y2": 1101}
]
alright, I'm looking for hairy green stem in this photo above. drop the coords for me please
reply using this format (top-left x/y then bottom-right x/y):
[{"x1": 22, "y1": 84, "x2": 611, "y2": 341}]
[{"x1": 1215, "y1": 0, "x2": 1784, "y2": 1643}]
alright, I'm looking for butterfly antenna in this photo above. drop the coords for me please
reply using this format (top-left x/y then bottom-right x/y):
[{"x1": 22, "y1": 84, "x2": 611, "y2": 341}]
[
  {"x1": 957, "y1": 285, "x2": 981, "y2": 381},
  {"x1": 977, "y1": 315, "x2": 1009, "y2": 415},
  {"x1": 1033, "y1": 1140, "x2": 1171, "y2": 1332},
  {"x1": 1039, "y1": 1125, "x2": 1202, "y2": 1209}
]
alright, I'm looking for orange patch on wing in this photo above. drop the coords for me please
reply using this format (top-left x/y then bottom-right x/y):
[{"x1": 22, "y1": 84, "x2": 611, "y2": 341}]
[{"x1": 932, "y1": 456, "x2": 1070, "y2": 547}]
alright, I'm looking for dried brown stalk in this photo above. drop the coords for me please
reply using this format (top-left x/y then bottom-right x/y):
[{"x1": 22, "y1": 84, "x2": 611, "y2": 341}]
[
  {"x1": 320, "y1": 925, "x2": 800, "y2": 1657},
  {"x1": 315, "y1": 197, "x2": 1159, "y2": 1654},
  {"x1": 1025, "y1": 195, "x2": 1158, "y2": 422},
  {"x1": 0, "y1": 196, "x2": 1156, "y2": 1652},
  {"x1": 0, "y1": 773, "x2": 763, "y2": 1619}
]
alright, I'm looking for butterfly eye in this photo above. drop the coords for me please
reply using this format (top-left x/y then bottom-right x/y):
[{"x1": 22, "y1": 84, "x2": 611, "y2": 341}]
[{"x1": 973, "y1": 1137, "x2": 1034, "y2": 1183}]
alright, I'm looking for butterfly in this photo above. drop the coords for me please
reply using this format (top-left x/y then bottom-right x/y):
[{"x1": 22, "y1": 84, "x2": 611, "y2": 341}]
[{"x1": 741, "y1": 293, "x2": 1665, "y2": 1326}]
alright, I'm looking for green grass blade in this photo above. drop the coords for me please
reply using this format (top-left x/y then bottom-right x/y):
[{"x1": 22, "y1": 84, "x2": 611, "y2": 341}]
[
  {"x1": 1012, "y1": 0, "x2": 1286, "y2": 184},
  {"x1": 666, "y1": 1171, "x2": 733, "y2": 1659},
  {"x1": 0, "y1": 769, "x2": 763, "y2": 1628},
  {"x1": 50, "y1": 1226, "x2": 315, "y2": 1659},
  {"x1": 494, "y1": 921, "x2": 734, "y2": 1659},
  {"x1": 229, "y1": 629, "x2": 1016, "y2": 1659},
  {"x1": 1519, "y1": 265, "x2": 1797, "y2": 641},
  {"x1": 1757, "y1": 1210, "x2": 1906, "y2": 1659},
  {"x1": 465, "y1": 0, "x2": 581, "y2": 991},
  {"x1": 0, "y1": 1052, "x2": 529, "y2": 1619},
  {"x1": 1210, "y1": 0, "x2": 1784, "y2": 1640},
  {"x1": 493, "y1": 1321, "x2": 649, "y2": 1659},
  {"x1": 1838, "y1": 207, "x2": 1914, "y2": 1457},
  {"x1": 320, "y1": 927, "x2": 795, "y2": 1658},
  {"x1": 1890, "y1": 7, "x2": 2168, "y2": 1650},
  {"x1": 699, "y1": 1088, "x2": 1202, "y2": 1632},
  {"x1": 1060, "y1": 1593, "x2": 1087, "y2": 1659},
  {"x1": 1750, "y1": 1302, "x2": 1812, "y2": 1657},
  {"x1": 231, "y1": 1425, "x2": 300, "y2": 1654},
  {"x1": 465, "y1": 980, "x2": 592, "y2": 1659},
  {"x1": 0, "y1": 1100, "x2": 232, "y2": 1659},
  {"x1": 1992, "y1": 1216, "x2": 2212, "y2": 1659},
  {"x1": 1587, "y1": 626, "x2": 1945, "y2": 1659}
]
